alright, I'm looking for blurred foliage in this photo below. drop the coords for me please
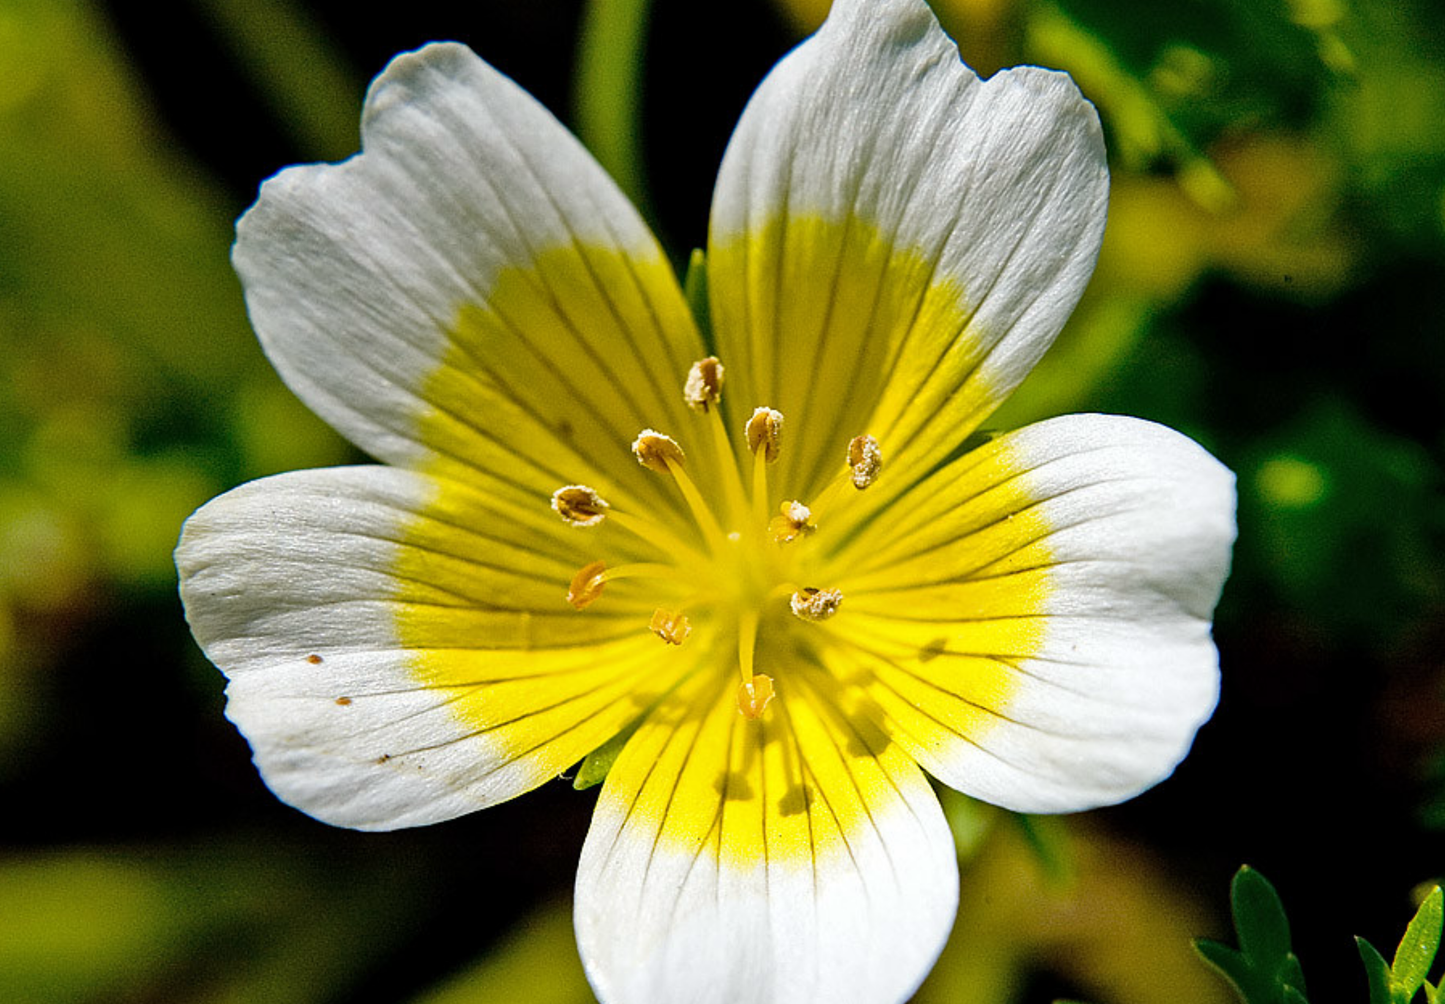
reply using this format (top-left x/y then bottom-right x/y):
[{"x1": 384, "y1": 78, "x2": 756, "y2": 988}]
[{"x1": 0, "y1": 0, "x2": 1443, "y2": 1001}]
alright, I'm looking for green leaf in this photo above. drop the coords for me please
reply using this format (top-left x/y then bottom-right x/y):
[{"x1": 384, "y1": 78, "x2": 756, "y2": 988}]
[
  {"x1": 1394, "y1": 888, "x2": 1444, "y2": 998},
  {"x1": 1196, "y1": 938, "x2": 1273, "y2": 1004},
  {"x1": 1233, "y1": 866, "x2": 1293, "y2": 969},
  {"x1": 1196, "y1": 867, "x2": 1310, "y2": 1004},
  {"x1": 1358, "y1": 936, "x2": 1396, "y2": 1004}
]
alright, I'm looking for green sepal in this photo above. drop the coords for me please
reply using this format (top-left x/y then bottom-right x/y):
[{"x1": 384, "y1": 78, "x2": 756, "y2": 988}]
[
  {"x1": 572, "y1": 717, "x2": 644, "y2": 790},
  {"x1": 682, "y1": 247, "x2": 712, "y2": 345},
  {"x1": 1394, "y1": 887, "x2": 1444, "y2": 999},
  {"x1": 1357, "y1": 936, "x2": 1396, "y2": 1004},
  {"x1": 1011, "y1": 812, "x2": 1074, "y2": 885}
]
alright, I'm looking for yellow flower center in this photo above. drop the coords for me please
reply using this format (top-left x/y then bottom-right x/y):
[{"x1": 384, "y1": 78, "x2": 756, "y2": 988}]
[{"x1": 553, "y1": 356, "x2": 882, "y2": 720}]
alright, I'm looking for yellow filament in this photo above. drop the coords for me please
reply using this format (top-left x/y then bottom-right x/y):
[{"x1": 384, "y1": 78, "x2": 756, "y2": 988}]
[
  {"x1": 605, "y1": 508, "x2": 708, "y2": 566},
  {"x1": 599, "y1": 562, "x2": 685, "y2": 584},
  {"x1": 751, "y1": 446, "x2": 770, "y2": 530},
  {"x1": 736, "y1": 607, "x2": 759, "y2": 687},
  {"x1": 706, "y1": 405, "x2": 750, "y2": 531},
  {"x1": 664, "y1": 458, "x2": 729, "y2": 554}
]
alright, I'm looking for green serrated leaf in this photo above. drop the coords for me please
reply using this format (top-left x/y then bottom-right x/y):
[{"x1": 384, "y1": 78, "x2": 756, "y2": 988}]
[
  {"x1": 1394, "y1": 888, "x2": 1444, "y2": 998},
  {"x1": 1282, "y1": 986, "x2": 1310, "y2": 1004},
  {"x1": 1423, "y1": 978, "x2": 1440, "y2": 1004},
  {"x1": 1233, "y1": 866, "x2": 1294, "y2": 970},
  {"x1": 1358, "y1": 936, "x2": 1397, "y2": 1004}
]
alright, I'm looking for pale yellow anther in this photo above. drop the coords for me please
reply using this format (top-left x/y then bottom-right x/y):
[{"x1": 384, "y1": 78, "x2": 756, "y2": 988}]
[
  {"x1": 632, "y1": 429, "x2": 686, "y2": 473},
  {"x1": 746, "y1": 407, "x2": 783, "y2": 463},
  {"x1": 567, "y1": 560, "x2": 607, "y2": 609},
  {"x1": 551, "y1": 485, "x2": 610, "y2": 526},
  {"x1": 649, "y1": 609, "x2": 692, "y2": 645},
  {"x1": 848, "y1": 435, "x2": 882, "y2": 489},
  {"x1": 736, "y1": 674, "x2": 775, "y2": 719},
  {"x1": 683, "y1": 357, "x2": 724, "y2": 412},
  {"x1": 790, "y1": 587, "x2": 843, "y2": 622},
  {"x1": 769, "y1": 499, "x2": 814, "y2": 543}
]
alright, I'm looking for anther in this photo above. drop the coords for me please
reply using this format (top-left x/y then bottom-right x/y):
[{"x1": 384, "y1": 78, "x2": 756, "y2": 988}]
[
  {"x1": 567, "y1": 560, "x2": 608, "y2": 609},
  {"x1": 649, "y1": 609, "x2": 692, "y2": 645},
  {"x1": 769, "y1": 499, "x2": 815, "y2": 543},
  {"x1": 736, "y1": 674, "x2": 775, "y2": 719},
  {"x1": 552, "y1": 485, "x2": 610, "y2": 526},
  {"x1": 633, "y1": 429, "x2": 686, "y2": 473},
  {"x1": 683, "y1": 357, "x2": 724, "y2": 412},
  {"x1": 746, "y1": 407, "x2": 783, "y2": 463},
  {"x1": 790, "y1": 587, "x2": 843, "y2": 622},
  {"x1": 848, "y1": 435, "x2": 882, "y2": 489}
]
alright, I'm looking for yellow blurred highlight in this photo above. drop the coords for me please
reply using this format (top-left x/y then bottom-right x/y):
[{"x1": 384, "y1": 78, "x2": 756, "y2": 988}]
[
  {"x1": 410, "y1": 900, "x2": 593, "y2": 1004},
  {"x1": 1103, "y1": 135, "x2": 1353, "y2": 302},
  {"x1": 1257, "y1": 455, "x2": 1329, "y2": 510},
  {"x1": 0, "y1": 854, "x2": 177, "y2": 1003},
  {"x1": 915, "y1": 820, "x2": 1233, "y2": 1004},
  {"x1": 231, "y1": 379, "x2": 352, "y2": 478}
]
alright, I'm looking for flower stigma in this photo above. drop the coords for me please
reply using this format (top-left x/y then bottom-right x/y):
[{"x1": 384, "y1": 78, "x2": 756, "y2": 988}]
[{"x1": 557, "y1": 357, "x2": 866, "y2": 719}]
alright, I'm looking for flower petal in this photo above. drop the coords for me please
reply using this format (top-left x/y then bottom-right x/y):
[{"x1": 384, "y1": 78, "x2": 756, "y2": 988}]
[
  {"x1": 234, "y1": 42, "x2": 704, "y2": 517},
  {"x1": 177, "y1": 465, "x2": 696, "y2": 830},
  {"x1": 707, "y1": 0, "x2": 1107, "y2": 501},
  {"x1": 575, "y1": 669, "x2": 957, "y2": 1004},
  {"x1": 823, "y1": 414, "x2": 1234, "y2": 812}
]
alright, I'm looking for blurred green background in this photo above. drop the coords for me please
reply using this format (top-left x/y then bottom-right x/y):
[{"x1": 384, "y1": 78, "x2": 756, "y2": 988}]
[{"x1": 1, "y1": 0, "x2": 1442, "y2": 1001}]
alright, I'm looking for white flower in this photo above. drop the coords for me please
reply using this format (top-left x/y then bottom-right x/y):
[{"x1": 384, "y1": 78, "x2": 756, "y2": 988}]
[{"x1": 176, "y1": 2, "x2": 1236, "y2": 1002}]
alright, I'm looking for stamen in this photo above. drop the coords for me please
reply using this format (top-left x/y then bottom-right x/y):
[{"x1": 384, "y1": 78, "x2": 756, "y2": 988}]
[
  {"x1": 683, "y1": 357, "x2": 724, "y2": 412},
  {"x1": 634, "y1": 428, "x2": 728, "y2": 552},
  {"x1": 567, "y1": 560, "x2": 608, "y2": 609},
  {"x1": 649, "y1": 609, "x2": 692, "y2": 645},
  {"x1": 737, "y1": 675, "x2": 775, "y2": 719},
  {"x1": 791, "y1": 587, "x2": 843, "y2": 622},
  {"x1": 769, "y1": 499, "x2": 815, "y2": 543},
  {"x1": 745, "y1": 407, "x2": 783, "y2": 463},
  {"x1": 632, "y1": 429, "x2": 686, "y2": 473},
  {"x1": 551, "y1": 485, "x2": 610, "y2": 526},
  {"x1": 747, "y1": 407, "x2": 783, "y2": 528},
  {"x1": 848, "y1": 435, "x2": 882, "y2": 489}
]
